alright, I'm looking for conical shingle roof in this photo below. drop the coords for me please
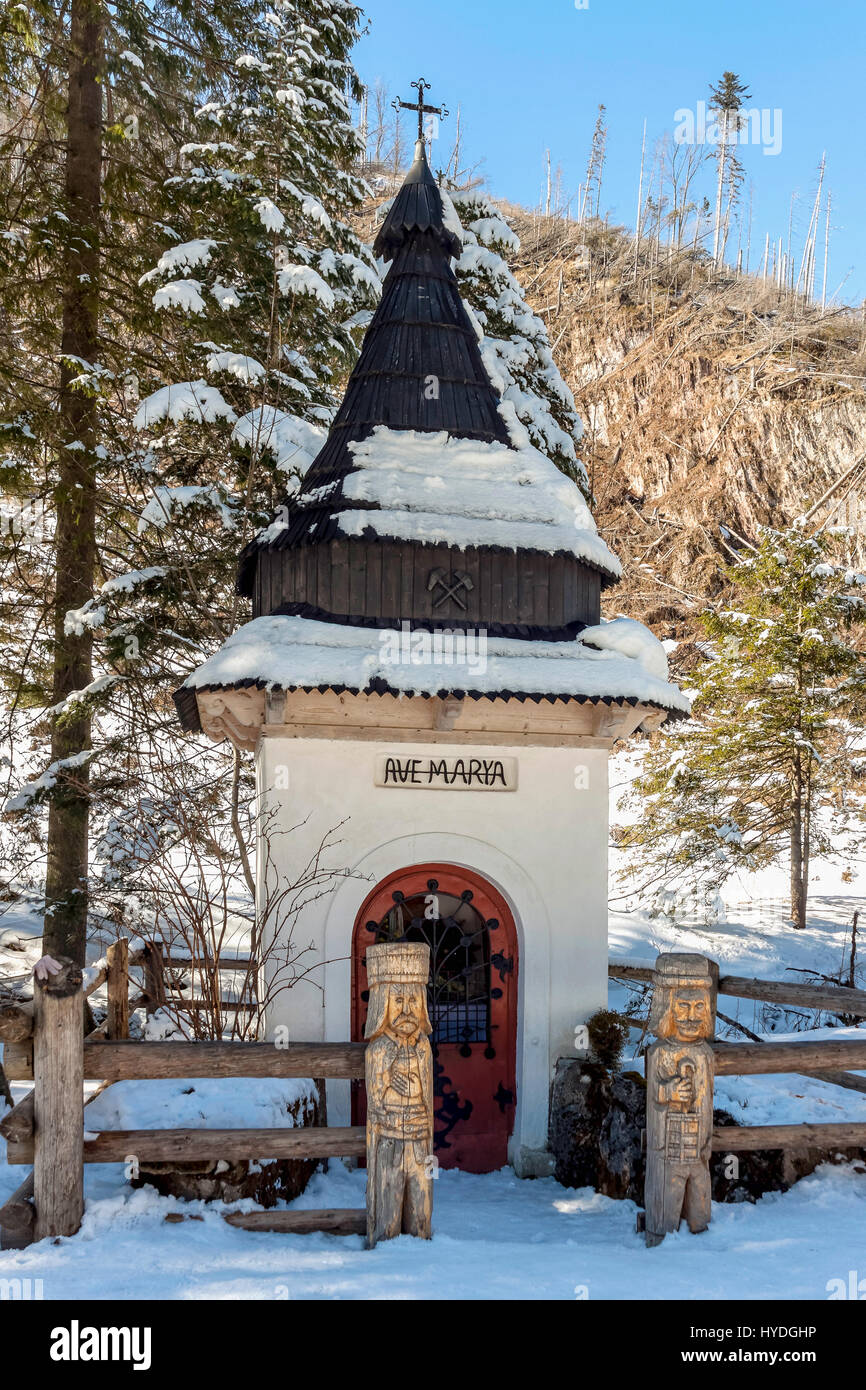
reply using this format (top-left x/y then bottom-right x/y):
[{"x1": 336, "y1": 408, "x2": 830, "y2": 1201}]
[
  {"x1": 237, "y1": 141, "x2": 511, "y2": 596},
  {"x1": 173, "y1": 135, "x2": 687, "y2": 737}
]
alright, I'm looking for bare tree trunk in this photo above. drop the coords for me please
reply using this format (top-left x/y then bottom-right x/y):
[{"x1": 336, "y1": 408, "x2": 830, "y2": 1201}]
[
  {"x1": 712, "y1": 116, "x2": 728, "y2": 266},
  {"x1": 633, "y1": 118, "x2": 646, "y2": 278},
  {"x1": 447, "y1": 104, "x2": 461, "y2": 183},
  {"x1": 43, "y1": 0, "x2": 104, "y2": 965},
  {"x1": 720, "y1": 173, "x2": 736, "y2": 265},
  {"x1": 797, "y1": 157, "x2": 824, "y2": 299},
  {"x1": 231, "y1": 746, "x2": 256, "y2": 899},
  {"x1": 790, "y1": 757, "x2": 807, "y2": 930},
  {"x1": 358, "y1": 86, "x2": 368, "y2": 164},
  {"x1": 821, "y1": 191, "x2": 832, "y2": 311},
  {"x1": 391, "y1": 111, "x2": 404, "y2": 174},
  {"x1": 786, "y1": 192, "x2": 796, "y2": 295},
  {"x1": 373, "y1": 80, "x2": 386, "y2": 163}
]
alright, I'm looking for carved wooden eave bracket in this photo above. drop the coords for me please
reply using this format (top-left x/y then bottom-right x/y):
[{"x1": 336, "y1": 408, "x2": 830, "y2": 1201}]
[
  {"x1": 195, "y1": 687, "x2": 266, "y2": 752},
  {"x1": 191, "y1": 685, "x2": 674, "y2": 753}
]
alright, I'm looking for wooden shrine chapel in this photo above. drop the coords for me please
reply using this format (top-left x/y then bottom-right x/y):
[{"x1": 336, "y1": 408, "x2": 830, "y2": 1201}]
[{"x1": 175, "y1": 116, "x2": 687, "y2": 1176}]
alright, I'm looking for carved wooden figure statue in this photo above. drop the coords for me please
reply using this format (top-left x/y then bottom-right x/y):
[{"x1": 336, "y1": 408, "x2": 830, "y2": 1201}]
[
  {"x1": 645, "y1": 953, "x2": 715, "y2": 1248},
  {"x1": 364, "y1": 941, "x2": 434, "y2": 1248}
]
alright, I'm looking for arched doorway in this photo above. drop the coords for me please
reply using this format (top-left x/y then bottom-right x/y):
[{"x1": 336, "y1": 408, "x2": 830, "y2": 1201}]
[{"x1": 352, "y1": 863, "x2": 518, "y2": 1173}]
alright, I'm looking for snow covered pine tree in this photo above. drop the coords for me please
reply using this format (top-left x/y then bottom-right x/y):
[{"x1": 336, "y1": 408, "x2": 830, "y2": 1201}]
[
  {"x1": 447, "y1": 188, "x2": 588, "y2": 491},
  {"x1": 1, "y1": 2, "x2": 377, "y2": 962},
  {"x1": 619, "y1": 526, "x2": 866, "y2": 930},
  {"x1": 133, "y1": 0, "x2": 378, "y2": 603},
  {"x1": 0, "y1": 0, "x2": 261, "y2": 960}
]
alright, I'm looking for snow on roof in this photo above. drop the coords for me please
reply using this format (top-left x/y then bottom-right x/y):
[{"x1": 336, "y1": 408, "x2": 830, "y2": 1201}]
[
  {"x1": 181, "y1": 613, "x2": 689, "y2": 713},
  {"x1": 580, "y1": 617, "x2": 670, "y2": 680},
  {"x1": 333, "y1": 426, "x2": 621, "y2": 578}
]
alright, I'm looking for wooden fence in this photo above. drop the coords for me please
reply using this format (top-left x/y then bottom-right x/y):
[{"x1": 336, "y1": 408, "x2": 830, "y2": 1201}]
[
  {"x1": 150, "y1": 943, "x2": 260, "y2": 1033},
  {"x1": 629, "y1": 953, "x2": 866, "y2": 1245},
  {"x1": 0, "y1": 941, "x2": 370, "y2": 1246},
  {"x1": 6, "y1": 942, "x2": 863, "y2": 1250},
  {"x1": 610, "y1": 958, "x2": 866, "y2": 1096},
  {"x1": 609, "y1": 959, "x2": 866, "y2": 1021}
]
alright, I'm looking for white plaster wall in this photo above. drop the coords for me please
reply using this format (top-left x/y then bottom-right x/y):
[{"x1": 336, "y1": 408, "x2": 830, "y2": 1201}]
[{"x1": 255, "y1": 735, "x2": 609, "y2": 1171}]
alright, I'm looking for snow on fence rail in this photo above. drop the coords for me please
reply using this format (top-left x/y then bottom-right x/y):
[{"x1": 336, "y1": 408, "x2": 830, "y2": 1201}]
[{"x1": 0, "y1": 940, "x2": 394, "y2": 1248}]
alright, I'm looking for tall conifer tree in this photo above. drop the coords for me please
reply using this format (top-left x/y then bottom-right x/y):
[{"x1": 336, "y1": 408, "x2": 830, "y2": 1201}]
[{"x1": 619, "y1": 527, "x2": 866, "y2": 930}]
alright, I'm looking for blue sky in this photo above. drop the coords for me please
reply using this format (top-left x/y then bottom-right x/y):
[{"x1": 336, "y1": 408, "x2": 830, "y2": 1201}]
[{"x1": 355, "y1": 0, "x2": 865, "y2": 304}]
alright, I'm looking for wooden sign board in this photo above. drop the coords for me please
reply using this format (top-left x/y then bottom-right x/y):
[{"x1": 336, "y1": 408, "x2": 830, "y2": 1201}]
[{"x1": 375, "y1": 754, "x2": 518, "y2": 791}]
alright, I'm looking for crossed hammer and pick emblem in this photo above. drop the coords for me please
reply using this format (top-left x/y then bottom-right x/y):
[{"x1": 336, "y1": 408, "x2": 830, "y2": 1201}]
[{"x1": 427, "y1": 567, "x2": 474, "y2": 610}]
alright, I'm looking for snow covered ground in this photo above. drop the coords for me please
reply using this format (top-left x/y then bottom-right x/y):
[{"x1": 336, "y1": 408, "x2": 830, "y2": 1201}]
[{"x1": 1, "y1": 1151, "x2": 864, "y2": 1300}]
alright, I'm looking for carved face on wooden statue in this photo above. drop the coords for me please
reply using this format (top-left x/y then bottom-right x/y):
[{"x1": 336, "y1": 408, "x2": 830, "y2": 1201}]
[
  {"x1": 364, "y1": 943, "x2": 432, "y2": 1045},
  {"x1": 663, "y1": 987, "x2": 711, "y2": 1042},
  {"x1": 649, "y1": 954, "x2": 713, "y2": 1043}
]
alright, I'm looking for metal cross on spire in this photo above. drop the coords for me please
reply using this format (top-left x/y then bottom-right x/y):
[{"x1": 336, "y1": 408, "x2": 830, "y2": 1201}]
[{"x1": 392, "y1": 78, "x2": 448, "y2": 143}]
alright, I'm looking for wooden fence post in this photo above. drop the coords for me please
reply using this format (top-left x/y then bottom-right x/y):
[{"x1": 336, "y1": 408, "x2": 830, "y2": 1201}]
[
  {"x1": 708, "y1": 957, "x2": 719, "y2": 1029},
  {"x1": 142, "y1": 941, "x2": 166, "y2": 1018},
  {"x1": 33, "y1": 957, "x2": 84, "y2": 1241},
  {"x1": 106, "y1": 938, "x2": 129, "y2": 1040},
  {"x1": 644, "y1": 953, "x2": 715, "y2": 1248}
]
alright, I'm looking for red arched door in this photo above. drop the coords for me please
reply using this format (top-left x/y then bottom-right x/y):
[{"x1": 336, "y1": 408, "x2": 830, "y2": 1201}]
[{"x1": 352, "y1": 864, "x2": 518, "y2": 1173}]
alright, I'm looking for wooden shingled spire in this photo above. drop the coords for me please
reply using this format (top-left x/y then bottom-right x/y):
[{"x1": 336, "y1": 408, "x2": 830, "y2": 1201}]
[
  {"x1": 171, "y1": 88, "x2": 681, "y2": 741},
  {"x1": 237, "y1": 132, "x2": 511, "y2": 596}
]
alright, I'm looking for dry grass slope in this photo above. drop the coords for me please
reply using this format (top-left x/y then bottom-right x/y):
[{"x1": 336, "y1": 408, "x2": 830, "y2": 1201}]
[
  {"x1": 507, "y1": 209, "x2": 866, "y2": 670},
  {"x1": 358, "y1": 183, "x2": 866, "y2": 672}
]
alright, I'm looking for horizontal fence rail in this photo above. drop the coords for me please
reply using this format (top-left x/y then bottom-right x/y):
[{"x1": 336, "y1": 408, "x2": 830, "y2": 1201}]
[
  {"x1": 0, "y1": 1002, "x2": 34, "y2": 1042},
  {"x1": 711, "y1": 1038, "x2": 866, "y2": 1075},
  {"x1": 712, "y1": 1122, "x2": 866, "y2": 1152},
  {"x1": 609, "y1": 960, "x2": 866, "y2": 1018},
  {"x1": 79, "y1": 1039, "x2": 367, "y2": 1081},
  {"x1": 7, "y1": 1125, "x2": 367, "y2": 1167},
  {"x1": 1, "y1": 1041, "x2": 32, "y2": 1082},
  {"x1": 162, "y1": 955, "x2": 255, "y2": 972}
]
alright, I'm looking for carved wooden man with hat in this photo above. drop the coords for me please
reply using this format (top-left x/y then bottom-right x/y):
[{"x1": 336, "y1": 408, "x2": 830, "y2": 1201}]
[
  {"x1": 645, "y1": 953, "x2": 715, "y2": 1247},
  {"x1": 364, "y1": 941, "x2": 434, "y2": 1248}
]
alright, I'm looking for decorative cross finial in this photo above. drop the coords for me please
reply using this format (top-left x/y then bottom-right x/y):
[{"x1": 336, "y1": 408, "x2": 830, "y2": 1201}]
[{"x1": 392, "y1": 78, "x2": 448, "y2": 143}]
